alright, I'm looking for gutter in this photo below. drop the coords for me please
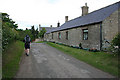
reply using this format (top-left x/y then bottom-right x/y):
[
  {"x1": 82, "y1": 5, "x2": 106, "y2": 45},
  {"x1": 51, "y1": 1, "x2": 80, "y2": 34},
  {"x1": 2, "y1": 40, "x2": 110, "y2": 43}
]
[{"x1": 50, "y1": 22, "x2": 102, "y2": 33}]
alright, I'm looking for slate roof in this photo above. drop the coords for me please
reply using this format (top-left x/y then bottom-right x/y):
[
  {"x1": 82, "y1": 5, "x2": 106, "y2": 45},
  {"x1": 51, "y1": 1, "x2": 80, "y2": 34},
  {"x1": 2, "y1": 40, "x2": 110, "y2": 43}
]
[
  {"x1": 40, "y1": 27, "x2": 55, "y2": 31},
  {"x1": 40, "y1": 27, "x2": 57, "y2": 33},
  {"x1": 46, "y1": 1, "x2": 120, "y2": 34}
]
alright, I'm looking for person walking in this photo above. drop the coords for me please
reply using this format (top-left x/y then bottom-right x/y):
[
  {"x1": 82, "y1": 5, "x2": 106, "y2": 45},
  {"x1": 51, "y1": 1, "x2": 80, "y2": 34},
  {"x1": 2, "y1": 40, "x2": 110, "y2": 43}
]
[{"x1": 23, "y1": 35, "x2": 31, "y2": 56}]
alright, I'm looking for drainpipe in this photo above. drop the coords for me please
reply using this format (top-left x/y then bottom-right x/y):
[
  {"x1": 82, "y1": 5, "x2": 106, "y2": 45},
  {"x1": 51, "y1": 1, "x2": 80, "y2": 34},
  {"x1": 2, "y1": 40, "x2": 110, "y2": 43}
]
[{"x1": 100, "y1": 23, "x2": 102, "y2": 50}]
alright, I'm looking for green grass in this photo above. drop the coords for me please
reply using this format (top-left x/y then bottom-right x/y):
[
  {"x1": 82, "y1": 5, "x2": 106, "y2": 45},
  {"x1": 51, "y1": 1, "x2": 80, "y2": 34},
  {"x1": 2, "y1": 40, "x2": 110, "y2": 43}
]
[
  {"x1": 35, "y1": 41, "x2": 45, "y2": 43},
  {"x1": 2, "y1": 41, "x2": 24, "y2": 78},
  {"x1": 47, "y1": 42, "x2": 119, "y2": 77}
]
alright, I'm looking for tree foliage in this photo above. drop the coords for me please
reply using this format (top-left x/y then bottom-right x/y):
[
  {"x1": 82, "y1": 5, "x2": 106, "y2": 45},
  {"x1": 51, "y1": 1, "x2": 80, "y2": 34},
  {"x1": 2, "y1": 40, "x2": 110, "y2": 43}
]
[
  {"x1": 39, "y1": 28, "x2": 46, "y2": 38},
  {"x1": 109, "y1": 33, "x2": 120, "y2": 55},
  {"x1": 2, "y1": 13, "x2": 18, "y2": 29},
  {"x1": 31, "y1": 25, "x2": 39, "y2": 40},
  {"x1": 112, "y1": 33, "x2": 120, "y2": 47},
  {"x1": 2, "y1": 13, "x2": 19, "y2": 51},
  {"x1": 2, "y1": 13, "x2": 39, "y2": 51}
]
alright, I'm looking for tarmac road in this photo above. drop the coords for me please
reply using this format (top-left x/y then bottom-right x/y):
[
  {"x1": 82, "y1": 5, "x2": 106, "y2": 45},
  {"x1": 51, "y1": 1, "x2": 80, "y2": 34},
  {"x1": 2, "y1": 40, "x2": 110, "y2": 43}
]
[{"x1": 15, "y1": 43, "x2": 115, "y2": 78}]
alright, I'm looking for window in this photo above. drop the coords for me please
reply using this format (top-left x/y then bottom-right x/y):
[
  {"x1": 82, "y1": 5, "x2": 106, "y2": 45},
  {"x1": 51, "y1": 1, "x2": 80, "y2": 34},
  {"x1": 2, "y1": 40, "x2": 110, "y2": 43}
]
[
  {"x1": 83, "y1": 29, "x2": 88, "y2": 40},
  {"x1": 58, "y1": 32, "x2": 61, "y2": 39},
  {"x1": 52, "y1": 33, "x2": 53, "y2": 39},
  {"x1": 66, "y1": 31, "x2": 68, "y2": 40},
  {"x1": 48, "y1": 35, "x2": 49, "y2": 39}
]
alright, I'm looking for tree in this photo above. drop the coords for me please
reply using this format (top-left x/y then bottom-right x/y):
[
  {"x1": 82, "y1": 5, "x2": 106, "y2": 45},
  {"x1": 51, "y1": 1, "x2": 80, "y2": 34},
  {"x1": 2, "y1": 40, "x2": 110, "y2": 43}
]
[
  {"x1": 35, "y1": 28, "x2": 39, "y2": 38},
  {"x1": 2, "y1": 13, "x2": 19, "y2": 51},
  {"x1": 2, "y1": 13, "x2": 9, "y2": 22},
  {"x1": 13, "y1": 24, "x2": 18, "y2": 29},
  {"x1": 2, "y1": 13, "x2": 18, "y2": 29},
  {"x1": 26, "y1": 28, "x2": 28, "y2": 30},
  {"x1": 30, "y1": 26, "x2": 39, "y2": 40},
  {"x1": 39, "y1": 28, "x2": 46, "y2": 39},
  {"x1": 31, "y1": 25, "x2": 36, "y2": 40}
]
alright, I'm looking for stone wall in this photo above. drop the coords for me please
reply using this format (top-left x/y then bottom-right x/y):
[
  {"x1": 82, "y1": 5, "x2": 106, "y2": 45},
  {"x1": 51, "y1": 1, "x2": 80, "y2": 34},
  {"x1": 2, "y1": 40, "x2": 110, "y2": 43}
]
[
  {"x1": 44, "y1": 9, "x2": 119, "y2": 50},
  {"x1": 47, "y1": 23, "x2": 101, "y2": 50},
  {"x1": 102, "y1": 9, "x2": 119, "y2": 49},
  {"x1": 82, "y1": 24, "x2": 101, "y2": 50}
]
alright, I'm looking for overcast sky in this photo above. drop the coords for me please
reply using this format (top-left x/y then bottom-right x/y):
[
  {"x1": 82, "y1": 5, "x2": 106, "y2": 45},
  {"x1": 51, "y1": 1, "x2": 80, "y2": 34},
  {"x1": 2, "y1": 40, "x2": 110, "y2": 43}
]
[{"x1": 0, "y1": 0, "x2": 119, "y2": 30}]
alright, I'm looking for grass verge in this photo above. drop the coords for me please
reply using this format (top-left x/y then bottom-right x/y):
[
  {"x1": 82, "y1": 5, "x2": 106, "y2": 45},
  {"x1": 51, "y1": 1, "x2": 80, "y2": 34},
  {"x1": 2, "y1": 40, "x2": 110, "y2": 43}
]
[
  {"x1": 35, "y1": 41, "x2": 45, "y2": 43},
  {"x1": 47, "y1": 42, "x2": 119, "y2": 77},
  {"x1": 2, "y1": 41, "x2": 24, "y2": 78}
]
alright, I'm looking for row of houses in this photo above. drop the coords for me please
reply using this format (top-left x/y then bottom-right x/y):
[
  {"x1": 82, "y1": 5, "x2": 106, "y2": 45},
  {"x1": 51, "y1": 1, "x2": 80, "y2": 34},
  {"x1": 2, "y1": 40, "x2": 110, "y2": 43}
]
[{"x1": 42, "y1": 2, "x2": 120, "y2": 50}]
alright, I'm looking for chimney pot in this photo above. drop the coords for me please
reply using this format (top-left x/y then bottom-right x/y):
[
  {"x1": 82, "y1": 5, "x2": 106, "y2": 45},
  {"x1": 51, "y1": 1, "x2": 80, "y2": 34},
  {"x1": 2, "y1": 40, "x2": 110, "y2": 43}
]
[
  {"x1": 65, "y1": 16, "x2": 68, "y2": 22},
  {"x1": 81, "y1": 3, "x2": 89, "y2": 16},
  {"x1": 50, "y1": 25, "x2": 52, "y2": 27},
  {"x1": 85, "y1": 3, "x2": 87, "y2": 6},
  {"x1": 57, "y1": 21, "x2": 60, "y2": 27}
]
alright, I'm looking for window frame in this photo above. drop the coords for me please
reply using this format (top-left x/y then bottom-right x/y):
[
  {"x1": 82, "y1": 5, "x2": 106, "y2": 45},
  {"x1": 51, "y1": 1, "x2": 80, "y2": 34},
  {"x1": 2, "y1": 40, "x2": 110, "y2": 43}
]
[
  {"x1": 83, "y1": 29, "x2": 88, "y2": 40},
  {"x1": 66, "y1": 31, "x2": 68, "y2": 40},
  {"x1": 58, "y1": 32, "x2": 61, "y2": 39},
  {"x1": 52, "y1": 33, "x2": 53, "y2": 39}
]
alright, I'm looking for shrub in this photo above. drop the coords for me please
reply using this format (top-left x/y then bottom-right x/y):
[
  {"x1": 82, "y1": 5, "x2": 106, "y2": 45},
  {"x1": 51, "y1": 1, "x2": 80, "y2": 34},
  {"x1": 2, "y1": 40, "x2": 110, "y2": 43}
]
[
  {"x1": 2, "y1": 24, "x2": 19, "y2": 51},
  {"x1": 2, "y1": 13, "x2": 19, "y2": 51},
  {"x1": 2, "y1": 13, "x2": 39, "y2": 51},
  {"x1": 110, "y1": 33, "x2": 120, "y2": 55},
  {"x1": 79, "y1": 43, "x2": 82, "y2": 49}
]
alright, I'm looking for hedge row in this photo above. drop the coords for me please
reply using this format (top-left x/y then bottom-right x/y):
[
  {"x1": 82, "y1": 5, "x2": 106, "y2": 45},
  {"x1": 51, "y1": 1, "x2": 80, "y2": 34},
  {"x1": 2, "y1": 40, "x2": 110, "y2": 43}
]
[
  {"x1": 2, "y1": 22, "x2": 19, "y2": 51},
  {"x1": 2, "y1": 13, "x2": 39, "y2": 52}
]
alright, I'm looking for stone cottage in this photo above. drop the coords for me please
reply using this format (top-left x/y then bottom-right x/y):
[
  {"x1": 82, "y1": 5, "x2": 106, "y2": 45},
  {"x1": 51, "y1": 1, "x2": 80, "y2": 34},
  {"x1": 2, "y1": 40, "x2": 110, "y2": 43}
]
[
  {"x1": 44, "y1": 2, "x2": 120, "y2": 50},
  {"x1": 39, "y1": 24, "x2": 57, "y2": 32}
]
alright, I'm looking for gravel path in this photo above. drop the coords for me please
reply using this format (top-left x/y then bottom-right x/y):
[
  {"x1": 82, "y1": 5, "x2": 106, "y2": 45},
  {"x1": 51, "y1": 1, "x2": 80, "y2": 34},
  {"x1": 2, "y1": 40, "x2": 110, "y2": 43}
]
[{"x1": 15, "y1": 43, "x2": 115, "y2": 78}]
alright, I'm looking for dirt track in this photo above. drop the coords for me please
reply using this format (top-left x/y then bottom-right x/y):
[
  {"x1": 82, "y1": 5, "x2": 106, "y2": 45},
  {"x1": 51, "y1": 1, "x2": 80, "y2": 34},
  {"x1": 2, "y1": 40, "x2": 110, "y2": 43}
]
[{"x1": 15, "y1": 43, "x2": 115, "y2": 78}]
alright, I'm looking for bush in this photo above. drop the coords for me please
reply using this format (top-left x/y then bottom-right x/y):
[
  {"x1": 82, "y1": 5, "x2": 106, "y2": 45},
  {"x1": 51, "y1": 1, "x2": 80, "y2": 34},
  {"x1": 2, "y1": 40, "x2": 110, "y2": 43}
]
[
  {"x1": 17, "y1": 29, "x2": 35, "y2": 42},
  {"x1": 109, "y1": 33, "x2": 120, "y2": 55},
  {"x1": 2, "y1": 13, "x2": 39, "y2": 51},
  {"x1": 79, "y1": 43, "x2": 82, "y2": 49},
  {"x1": 2, "y1": 24, "x2": 19, "y2": 51},
  {"x1": 2, "y1": 13, "x2": 19, "y2": 51}
]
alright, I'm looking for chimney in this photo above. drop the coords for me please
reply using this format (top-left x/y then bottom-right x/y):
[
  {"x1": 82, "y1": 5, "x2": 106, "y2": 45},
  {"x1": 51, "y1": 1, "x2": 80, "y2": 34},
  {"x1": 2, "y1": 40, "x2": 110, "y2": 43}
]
[
  {"x1": 57, "y1": 21, "x2": 60, "y2": 27},
  {"x1": 65, "y1": 16, "x2": 68, "y2": 22},
  {"x1": 50, "y1": 25, "x2": 52, "y2": 27},
  {"x1": 81, "y1": 3, "x2": 89, "y2": 16}
]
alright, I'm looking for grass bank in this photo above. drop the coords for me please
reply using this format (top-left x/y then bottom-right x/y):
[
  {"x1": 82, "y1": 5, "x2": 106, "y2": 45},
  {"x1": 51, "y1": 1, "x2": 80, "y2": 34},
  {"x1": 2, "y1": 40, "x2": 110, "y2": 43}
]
[
  {"x1": 46, "y1": 42, "x2": 119, "y2": 77},
  {"x1": 2, "y1": 41, "x2": 24, "y2": 78},
  {"x1": 35, "y1": 41, "x2": 44, "y2": 43}
]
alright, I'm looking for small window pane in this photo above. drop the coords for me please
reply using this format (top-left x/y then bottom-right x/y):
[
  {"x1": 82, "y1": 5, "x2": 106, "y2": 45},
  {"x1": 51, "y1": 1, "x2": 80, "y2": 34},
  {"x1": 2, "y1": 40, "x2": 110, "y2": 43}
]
[
  {"x1": 83, "y1": 30, "x2": 88, "y2": 32},
  {"x1": 58, "y1": 32, "x2": 61, "y2": 39},
  {"x1": 66, "y1": 31, "x2": 68, "y2": 40},
  {"x1": 52, "y1": 33, "x2": 53, "y2": 39},
  {"x1": 83, "y1": 29, "x2": 88, "y2": 40}
]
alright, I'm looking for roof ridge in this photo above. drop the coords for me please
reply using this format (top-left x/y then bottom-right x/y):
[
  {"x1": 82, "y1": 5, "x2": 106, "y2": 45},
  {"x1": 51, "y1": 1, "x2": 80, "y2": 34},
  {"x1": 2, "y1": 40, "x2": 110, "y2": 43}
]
[
  {"x1": 47, "y1": 1, "x2": 120, "y2": 33},
  {"x1": 66, "y1": 1, "x2": 120, "y2": 23},
  {"x1": 87, "y1": 1, "x2": 120, "y2": 16}
]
